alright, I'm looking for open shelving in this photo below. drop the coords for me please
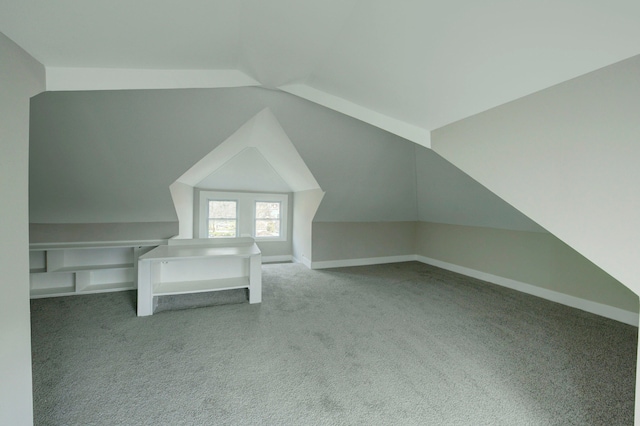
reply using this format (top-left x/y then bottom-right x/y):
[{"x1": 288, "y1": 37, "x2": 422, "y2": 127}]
[{"x1": 29, "y1": 240, "x2": 164, "y2": 299}]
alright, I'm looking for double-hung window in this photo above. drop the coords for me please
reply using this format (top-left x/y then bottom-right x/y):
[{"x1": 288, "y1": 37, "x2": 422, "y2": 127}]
[
  {"x1": 197, "y1": 190, "x2": 288, "y2": 241},
  {"x1": 207, "y1": 200, "x2": 237, "y2": 238},
  {"x1": 255, "y1": 201, "x2": 281, "y2": 238}
]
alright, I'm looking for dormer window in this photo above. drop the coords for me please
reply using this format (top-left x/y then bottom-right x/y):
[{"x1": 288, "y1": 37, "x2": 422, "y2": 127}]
[
  {"x1": 207, "y1": 200, "x2": 238, "y2": 238},
  {"x1": 197, "y1": 190, "x2": 288, "y2": 241},
  {"x1": 255, "y1": 201, "x2": 281, "y2": 238}
]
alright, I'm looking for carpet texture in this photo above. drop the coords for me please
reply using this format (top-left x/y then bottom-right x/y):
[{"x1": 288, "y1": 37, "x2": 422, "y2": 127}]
[{"x1": 31, "y1": 262, "x2": 637, "y2": 425}]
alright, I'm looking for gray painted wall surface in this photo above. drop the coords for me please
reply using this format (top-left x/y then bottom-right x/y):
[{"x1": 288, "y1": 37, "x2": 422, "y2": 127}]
[
  {"x1": 0, "y1": 31, "x2": 45, "y2": 426},
  {"x1": 293, "y1": 189, "x2": 324, "y2": 264},
  {"x1": 431, "y1": 55, "x2": 640, "y2": 297},
  {"x1": 27, "y1": 79, "x2": 635, "y2": 324},
  {"x1": 29, "y1": 87, "x2": 418, "y2": 231},
  {"x1": 416, "y1": 222, "x2": 638, "y2": 313},
  {"x1": 29, "y1": 222, "x2": 178, "y2": 243},
  {"x1": 312, "y1": 222, "x2": 416, "y2": 262},
  {"x1": 416, "y1": 146, "x2": 544, "y2": 232}
]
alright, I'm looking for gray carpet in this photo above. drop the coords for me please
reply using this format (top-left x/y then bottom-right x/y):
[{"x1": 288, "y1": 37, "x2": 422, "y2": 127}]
[{"x1": 31, "y1": 261, "x2": 637, "y2": 425}]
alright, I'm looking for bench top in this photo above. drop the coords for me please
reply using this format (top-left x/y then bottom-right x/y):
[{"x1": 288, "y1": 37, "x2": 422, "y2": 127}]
[{"x1": 139, "y1": 241, "x2": 261, "y2": 261}]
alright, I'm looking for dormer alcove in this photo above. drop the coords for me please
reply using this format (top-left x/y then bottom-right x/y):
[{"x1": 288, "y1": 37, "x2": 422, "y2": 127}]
[{"x1": 170, "y1": 108, "x2": 324, "y2": 265}]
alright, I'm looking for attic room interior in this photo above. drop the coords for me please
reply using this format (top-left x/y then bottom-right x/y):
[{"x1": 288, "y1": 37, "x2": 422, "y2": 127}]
[{"x1": 2, "y1": 1, "x2": 640, "y2": 425}]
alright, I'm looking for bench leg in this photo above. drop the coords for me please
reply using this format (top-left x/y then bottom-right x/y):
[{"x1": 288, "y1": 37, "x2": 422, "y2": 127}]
[
  {"x1": 137, "y1": 260, "x2": 153, "y2": 316},
  {"x1": 248, "y1": 254, "x2": 262, "y2": 304}
]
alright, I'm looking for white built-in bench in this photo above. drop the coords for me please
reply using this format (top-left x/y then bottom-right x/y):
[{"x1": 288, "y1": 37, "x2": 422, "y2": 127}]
[
  {"x1": 29, "y1": 240, "x2": 163, "y2": 299},
  {"x1": 137, "y1": 237, "x2": 262, "y2": 316}
]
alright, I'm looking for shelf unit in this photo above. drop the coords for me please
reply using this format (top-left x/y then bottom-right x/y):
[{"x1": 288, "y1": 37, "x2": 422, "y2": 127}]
[
  {"x1": 137, "y1": 238, "x2": 262, "y2": 316},
  {"x1": 29, "y1": 240, "x2": 165, "y2": 299}
]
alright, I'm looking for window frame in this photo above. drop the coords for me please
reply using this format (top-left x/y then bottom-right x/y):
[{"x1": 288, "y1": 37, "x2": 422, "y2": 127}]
[
  {"x1": 196, "y1": 190, "x2": 288, "y2": 242},
  {"x1": 254, "y1": 200, "x2": 282, "y2": 239},
  {"x1": 206, "y1": 199, "x2": 238, "y2": 238}
]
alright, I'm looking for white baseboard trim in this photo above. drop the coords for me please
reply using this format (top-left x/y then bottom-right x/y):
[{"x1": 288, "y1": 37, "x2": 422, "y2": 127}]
[
  {"x1": 262, "y1": 255, "x2": 293, "y2": 263},
  {"x1": 417, "y1": 255, "x2": 639, "y2": 327},
  {"x1": 311, "y1": 255, "x2": 417, "y2": 270},
  {"x1": 293, "y1": 255, "x2": 312, "y2": 269}
]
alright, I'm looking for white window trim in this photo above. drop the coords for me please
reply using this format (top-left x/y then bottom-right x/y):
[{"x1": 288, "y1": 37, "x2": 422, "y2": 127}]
[
  {"x1": 254, "y1": 199, "x2": 283, "y2": 240},
  {"x1": 206, "y1": 199, "x2": 239, "y2": 238},
  {"x1": 196, "y1": 190, "x2": 288, "y2": 242}
]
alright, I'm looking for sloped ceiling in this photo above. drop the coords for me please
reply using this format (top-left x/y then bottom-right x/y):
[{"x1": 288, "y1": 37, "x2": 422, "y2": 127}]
[
  {"x1": 2, "y1": 0, "x2": 640, "y2": 140},
  {"x1": 196, "y1": 148, "x2": 292, "y2": 193}
]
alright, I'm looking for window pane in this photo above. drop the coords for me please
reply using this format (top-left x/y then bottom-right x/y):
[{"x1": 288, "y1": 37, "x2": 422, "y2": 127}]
[
  {"x1": 209, "y1": 219, "x2": 237, "y2": 238},
  {"x1": 255, "y1": 219, "x2": 280, "y2": 237},
  {"x1": 209, "y1": 200, "x2": 236, "y2": 219},
  {"x1": 255, "y1": 202, "x2": 280, "y2": 219}
]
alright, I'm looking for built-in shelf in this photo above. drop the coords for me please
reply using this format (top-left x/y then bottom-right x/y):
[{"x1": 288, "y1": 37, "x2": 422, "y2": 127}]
[
  {"x1": 154, "y1": 277, "x2": 250, "y2": 296},
  {"x1": 29, "y1": 240, "x2": 163, "y2": 299},
  {"x1": 137, "y1": 238, "x2": 262, "y2": 316},
  {"x1": 52, "y1": 263, "x2": 134, "y2": 273},
  {"x1": 81, "y1": 282, "x2": 136, "y2": 293},
  {"x1": 31, "y1": 287, "x2": 76, "y2": 299}
]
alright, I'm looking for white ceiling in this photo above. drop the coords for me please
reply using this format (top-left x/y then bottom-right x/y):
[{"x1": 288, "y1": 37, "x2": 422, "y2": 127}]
[{"x1": 2, "y1": 0, "x2": 640, "y2": 138}]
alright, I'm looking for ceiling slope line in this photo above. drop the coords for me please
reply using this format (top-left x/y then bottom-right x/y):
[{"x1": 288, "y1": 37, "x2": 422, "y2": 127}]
[
  {"x1": 279, "y1": 83, "x2": 431, "y2": 148},
  {"x1": 45, "y1": 67, "x2": 261, "y2": 91}
]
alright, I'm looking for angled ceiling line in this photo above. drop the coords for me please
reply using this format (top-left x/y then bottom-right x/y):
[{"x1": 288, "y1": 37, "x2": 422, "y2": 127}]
[
  {"x1": 45, "y1": 67, "x2": 261, "y2": 91},
  {"x1": 279, "y1": 83, "x2": 431, "y2": 148}
]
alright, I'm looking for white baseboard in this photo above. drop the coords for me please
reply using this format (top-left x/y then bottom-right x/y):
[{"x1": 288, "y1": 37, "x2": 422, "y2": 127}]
[
  {"x1": 287, "y1": 252, "x2": 638, "y2": 326},
  {"x1": 262, "y1": 255, "x2": 293, "y2": 264},
  {"x1": 293, "y1": 255, "x2": 312, "y2": 269},
  {"x1": 311, "y1": 255, "x2": 417, "y2": 270},
  {"x1": 417, "y1": 255, "x2": 639, "y2": 327}
]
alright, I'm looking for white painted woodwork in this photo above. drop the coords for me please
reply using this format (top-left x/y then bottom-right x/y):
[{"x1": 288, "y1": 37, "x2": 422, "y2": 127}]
[
  {"x1": 137, "y1": 238, "x2": 262, "y2": 316},
  {"x1": 28, "y1": 241, "x2": 162, "y2": 299},
  {"x1": 195, "y1": 190, "x2": 288, "y2": 241}
]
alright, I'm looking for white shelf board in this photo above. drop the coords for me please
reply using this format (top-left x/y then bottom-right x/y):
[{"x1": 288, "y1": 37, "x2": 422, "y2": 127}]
[
  {"x1": 154, "y1": 277, "x2": 249, "y2": 296},
  {"x1": 29, "y1": 240, "x2": 166, "y2": 251},
  {"x1": 81, "y1": 282, "x2": 135, "y2": 293},
  {"x1": 50, "y1": 263, "x2": 134, "y2": 273},
  {"x1": 31, "y1": 287, "x2": 75, "y2": 298},
  {"x1": 140, "y1": 243, "x2": 260, "y2": 262}
]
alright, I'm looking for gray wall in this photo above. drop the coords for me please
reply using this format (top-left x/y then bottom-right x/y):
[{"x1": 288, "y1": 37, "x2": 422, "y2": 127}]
[
  {"x1": 28, "y1": 81, "x2": 635, "y2": 323},
  {"x1": 312, "y1": 222, "x2": 417, "y2": 263},
  {"x1": 0, "y1": 32, "x2": 45, "y2": 426},
  {"x1": 416, "y1": 146, "x2": 544, "y2": 232},
  {"x1": 29, "y1": 222, "x2": 177, "y2": 243},
  {"x1": 416, "y1": 222, "x2": 638, "y2": 313},
  {"x1": 431, "y1": 54, "x2": 640, "y2": 297},
  {"x1": 29, "y1": 87, "x2": 419, "y2": 238},
  {"x1": 293, "y1": 189, "x2": 324, "y2": 264}
]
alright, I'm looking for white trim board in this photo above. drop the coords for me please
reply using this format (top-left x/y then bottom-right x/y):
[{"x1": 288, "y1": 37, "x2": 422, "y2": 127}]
[
  {"x1": 311, "y1": 255, "x2": 417, "y2": 270},
  {"x1": 307, "y1": 254, "x2": 638, "y2": 327},
  {"x1": 262, "y1": 255, "x2": 293, "y2": 264},
  {"x1": 293, "y1": 255, "x2": 312, "y2": 269},
  {"x1": 416, "y1": 255, "x2": 639, "y2": 327}
]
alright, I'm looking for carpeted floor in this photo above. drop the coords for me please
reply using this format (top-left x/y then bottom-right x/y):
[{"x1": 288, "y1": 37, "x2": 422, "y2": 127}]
[{"x1": 31, "y1": 261, "x2": 637, "y2": 425}]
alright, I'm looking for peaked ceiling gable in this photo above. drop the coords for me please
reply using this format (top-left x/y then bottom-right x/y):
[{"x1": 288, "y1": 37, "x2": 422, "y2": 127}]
[
  {"x1": 175, "y1": 107, "x2": 320, "y2": 192},
  {"x1": 196, "y1": 147, "x2": 292, "y2": 193}
]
